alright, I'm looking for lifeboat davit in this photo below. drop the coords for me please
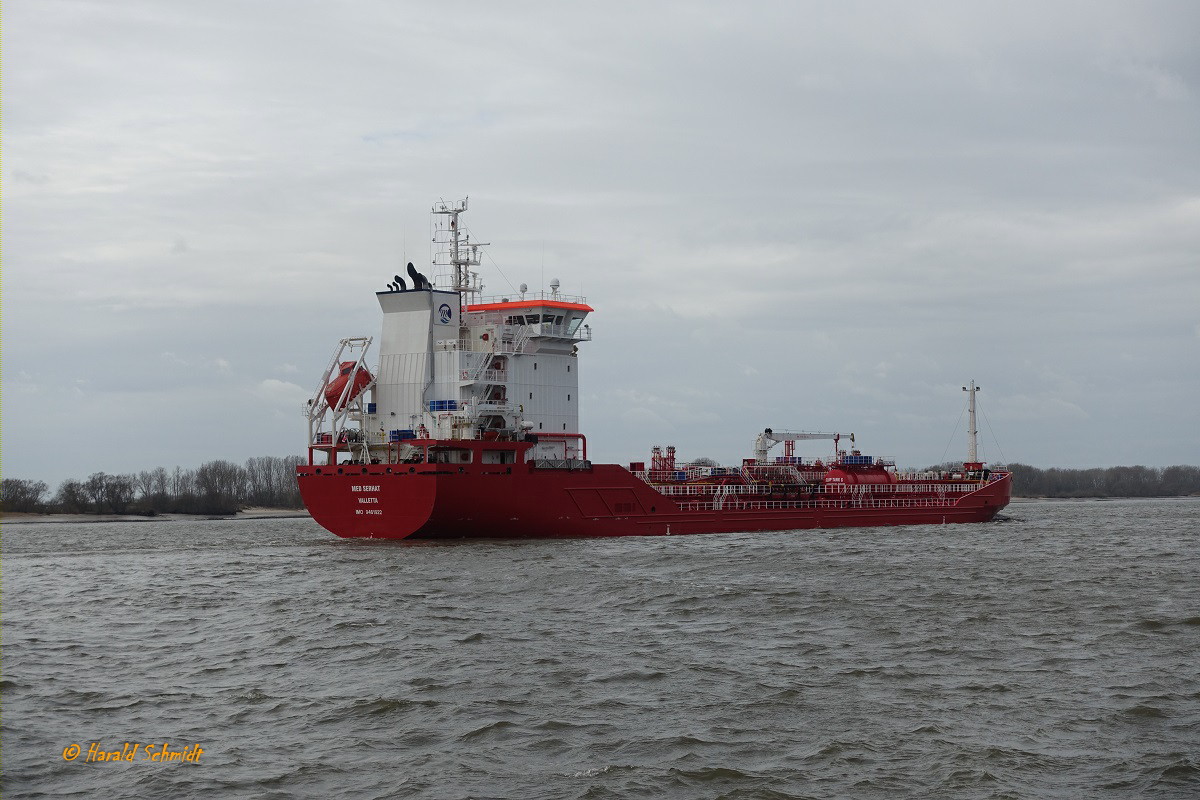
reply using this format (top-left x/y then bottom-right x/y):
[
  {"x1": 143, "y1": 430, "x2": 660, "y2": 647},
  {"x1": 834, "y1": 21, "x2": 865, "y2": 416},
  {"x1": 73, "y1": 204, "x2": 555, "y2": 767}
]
[{"x1": 325, "y1": 361, "x2": 373, "y2": 409}]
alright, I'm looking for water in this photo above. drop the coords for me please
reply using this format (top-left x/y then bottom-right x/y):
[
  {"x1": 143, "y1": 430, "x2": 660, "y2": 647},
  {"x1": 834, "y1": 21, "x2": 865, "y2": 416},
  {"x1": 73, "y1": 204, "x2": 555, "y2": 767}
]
[{"x1": 3, "y1": 499, "x2": 1198, "y2": 799}]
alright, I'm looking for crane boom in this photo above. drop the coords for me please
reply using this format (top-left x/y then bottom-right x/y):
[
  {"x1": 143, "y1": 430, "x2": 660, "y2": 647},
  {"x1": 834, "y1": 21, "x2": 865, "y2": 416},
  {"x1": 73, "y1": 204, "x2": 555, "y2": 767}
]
[{"x1": 753, "y1": 428, "x2": 855, "y2": 464}]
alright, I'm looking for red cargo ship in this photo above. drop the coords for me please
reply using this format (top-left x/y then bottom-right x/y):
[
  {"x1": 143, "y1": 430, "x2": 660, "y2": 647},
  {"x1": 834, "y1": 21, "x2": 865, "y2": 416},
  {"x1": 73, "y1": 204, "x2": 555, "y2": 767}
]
[{"x1": 297, "y1": 199, "x2": 1010, "y2": 539}]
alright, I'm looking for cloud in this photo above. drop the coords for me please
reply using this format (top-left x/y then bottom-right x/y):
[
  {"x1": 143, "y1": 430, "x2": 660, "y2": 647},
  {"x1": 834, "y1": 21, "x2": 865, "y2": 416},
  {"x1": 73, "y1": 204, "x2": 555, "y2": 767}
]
[
  {"x1": 4, "y1": 0, "x2": 1199, "y2": 485},
  {"x1": 253, "y1": 379, "x2": 309, "y2": 408},
  {"x1": 994, "y1": 393, "x2": 1091, "y2": 422},
  {"x1": 7, "y1": 371, "x2": 44, "y2": 395}
]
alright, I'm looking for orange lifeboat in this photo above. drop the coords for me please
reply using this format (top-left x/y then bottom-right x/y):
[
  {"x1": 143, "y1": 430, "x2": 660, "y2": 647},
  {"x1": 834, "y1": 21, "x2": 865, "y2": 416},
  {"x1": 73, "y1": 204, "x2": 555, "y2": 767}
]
[{"x1": 325, "y1": 362, "x2": 373, "y2": 409}]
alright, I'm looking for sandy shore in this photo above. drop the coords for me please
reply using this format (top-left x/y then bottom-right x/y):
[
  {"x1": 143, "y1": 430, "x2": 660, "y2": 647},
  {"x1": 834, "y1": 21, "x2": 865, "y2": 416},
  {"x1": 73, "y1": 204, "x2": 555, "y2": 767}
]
[{"x1": 0, "y1": 507, "x2": 311, "y2": 525}]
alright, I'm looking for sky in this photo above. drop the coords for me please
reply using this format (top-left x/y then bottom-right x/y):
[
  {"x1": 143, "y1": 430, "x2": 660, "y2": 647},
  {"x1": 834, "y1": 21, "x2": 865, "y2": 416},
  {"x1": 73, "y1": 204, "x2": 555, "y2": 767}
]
[{"x1": 4, "y1": 0, "x2": 1200, "y2": 490}]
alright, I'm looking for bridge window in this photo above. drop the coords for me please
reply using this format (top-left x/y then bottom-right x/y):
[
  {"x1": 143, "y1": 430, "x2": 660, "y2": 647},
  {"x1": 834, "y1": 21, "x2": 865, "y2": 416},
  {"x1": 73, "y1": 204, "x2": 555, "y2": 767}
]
[
  {"x1": 430, "y1": 448, "x2": 472, "y2": 464},
  {"x1": 482, "y1": 450, "x2": 515, "y2": 464}
]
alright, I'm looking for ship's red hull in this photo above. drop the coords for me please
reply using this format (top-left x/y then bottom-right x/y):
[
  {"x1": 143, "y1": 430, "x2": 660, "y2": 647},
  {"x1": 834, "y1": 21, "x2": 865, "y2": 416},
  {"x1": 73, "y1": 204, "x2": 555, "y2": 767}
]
[{"x1": 297, "y1": 462, "x2": 1011, "y2": 540}]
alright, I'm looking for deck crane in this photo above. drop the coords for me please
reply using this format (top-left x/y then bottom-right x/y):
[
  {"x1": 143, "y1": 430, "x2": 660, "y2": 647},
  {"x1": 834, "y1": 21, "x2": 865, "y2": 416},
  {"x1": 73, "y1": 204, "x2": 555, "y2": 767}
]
[{"x1": 753, "y1": 429, "x2": 855, "y2": 465}]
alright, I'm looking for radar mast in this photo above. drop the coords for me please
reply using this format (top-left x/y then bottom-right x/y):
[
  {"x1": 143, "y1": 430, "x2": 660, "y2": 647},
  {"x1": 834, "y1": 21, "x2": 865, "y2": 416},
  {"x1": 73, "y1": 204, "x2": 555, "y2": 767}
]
[{"x1": 432, "y1": 197, "x2": 488, "y2": 305}]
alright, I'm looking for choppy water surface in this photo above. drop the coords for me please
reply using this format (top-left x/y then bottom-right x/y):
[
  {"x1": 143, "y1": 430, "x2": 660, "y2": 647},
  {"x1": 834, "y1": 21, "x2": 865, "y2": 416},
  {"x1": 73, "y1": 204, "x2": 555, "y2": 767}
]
[{"x1": 3, "y1": 499, "x2": 1199, "y2": 799}]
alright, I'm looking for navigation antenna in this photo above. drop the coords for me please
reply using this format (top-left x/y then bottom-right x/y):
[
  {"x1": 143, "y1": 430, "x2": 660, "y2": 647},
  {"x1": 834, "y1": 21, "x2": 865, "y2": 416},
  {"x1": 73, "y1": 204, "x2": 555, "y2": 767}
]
[
  {"x1": 963, "y1": 380, "x2": 980, "y2": 463},
  {"x1": 432, "y1": 197, "x2": 489, "y2": 305}
]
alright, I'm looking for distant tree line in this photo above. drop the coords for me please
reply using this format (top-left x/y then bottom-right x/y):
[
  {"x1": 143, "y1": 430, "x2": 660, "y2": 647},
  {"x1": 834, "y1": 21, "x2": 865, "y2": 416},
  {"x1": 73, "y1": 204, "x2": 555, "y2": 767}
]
[
  {"x1": 1, "y1": 456, "x2": 305, "y2": 516},
  {"x1": 1004, "y1": 463, "x2": 1200, "y2": 498},
  {"x1": 919, "y1": 462, "x2": 1200, "y2": 498}
]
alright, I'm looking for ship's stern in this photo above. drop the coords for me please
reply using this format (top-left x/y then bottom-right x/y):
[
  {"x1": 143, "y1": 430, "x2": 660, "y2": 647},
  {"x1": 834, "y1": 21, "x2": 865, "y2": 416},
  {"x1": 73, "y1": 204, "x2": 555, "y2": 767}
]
[{"x1": 297, "y1": 466, "x2": 436, "y2": 539}]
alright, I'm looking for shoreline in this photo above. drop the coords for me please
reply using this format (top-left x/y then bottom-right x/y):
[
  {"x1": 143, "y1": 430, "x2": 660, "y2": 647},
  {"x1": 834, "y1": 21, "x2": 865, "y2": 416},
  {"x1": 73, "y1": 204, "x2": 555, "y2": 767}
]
[{"x1": 0, "y1": 508, "x2": 311, "y2": 525}]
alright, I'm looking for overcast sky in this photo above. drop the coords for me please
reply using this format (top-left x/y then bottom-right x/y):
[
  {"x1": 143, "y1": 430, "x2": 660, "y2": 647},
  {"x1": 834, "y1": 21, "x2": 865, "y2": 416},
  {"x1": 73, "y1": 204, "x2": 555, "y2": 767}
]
[{"x1": 5, "y1": 0, "x2": 1199, "y2": 489}]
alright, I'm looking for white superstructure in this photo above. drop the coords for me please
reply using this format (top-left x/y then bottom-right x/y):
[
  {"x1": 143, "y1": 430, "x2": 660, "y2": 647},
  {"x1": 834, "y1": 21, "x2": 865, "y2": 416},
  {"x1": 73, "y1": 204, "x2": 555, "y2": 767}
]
[{"x1": 306, "y1": 198, "x2": 593, "y2": 464}]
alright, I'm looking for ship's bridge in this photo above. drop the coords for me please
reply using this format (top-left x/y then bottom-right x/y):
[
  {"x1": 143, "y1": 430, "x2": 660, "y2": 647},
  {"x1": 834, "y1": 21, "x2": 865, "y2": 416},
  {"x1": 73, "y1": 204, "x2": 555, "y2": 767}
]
[{"x1": 464, "y1": 293, "x2": 594, "y2": 342}]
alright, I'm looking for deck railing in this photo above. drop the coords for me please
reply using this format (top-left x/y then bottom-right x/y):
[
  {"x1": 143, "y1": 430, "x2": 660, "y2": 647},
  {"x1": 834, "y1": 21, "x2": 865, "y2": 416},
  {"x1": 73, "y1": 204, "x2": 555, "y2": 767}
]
[
  {"x1": 676, "y1": 496, "x2": 962, "y2": 512},
  {"x1": 634, "y1": 474, "x2": 984, "y2": 497}
]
